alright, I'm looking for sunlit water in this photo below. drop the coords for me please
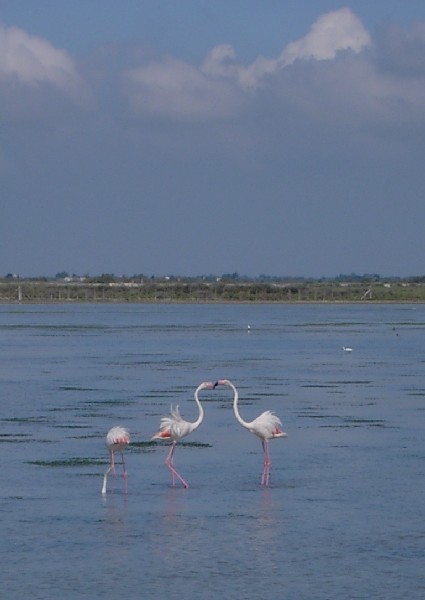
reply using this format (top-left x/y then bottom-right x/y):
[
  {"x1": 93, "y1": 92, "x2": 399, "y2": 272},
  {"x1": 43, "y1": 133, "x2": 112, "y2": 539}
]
[{"x1": 0, "y1": 303, "x2": 424, "y2": 599}]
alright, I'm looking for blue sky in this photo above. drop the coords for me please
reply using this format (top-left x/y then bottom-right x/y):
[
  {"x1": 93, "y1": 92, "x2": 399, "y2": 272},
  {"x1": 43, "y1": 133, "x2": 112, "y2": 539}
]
[{"x1": 2, "y1": 1, "x2": 425, "y2": 278}]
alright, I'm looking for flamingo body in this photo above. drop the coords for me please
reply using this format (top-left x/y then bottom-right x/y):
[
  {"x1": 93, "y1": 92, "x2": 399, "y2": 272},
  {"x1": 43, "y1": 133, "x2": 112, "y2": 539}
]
[
  {"x1": 215, "y1": 379, "x2": 287, "y2": 486},
  {"x1": 152, "y1": 405, "x2": 198, "y2": 442},
  {"x1": 246, "y1": 410, "x2": 287, "y2": 441},
  {"x1": 101, "y1": 426, "x2": 130, "y2": 495},
  {"x1": 152, "y1": 381, "x2": 214, "y2": 488}
]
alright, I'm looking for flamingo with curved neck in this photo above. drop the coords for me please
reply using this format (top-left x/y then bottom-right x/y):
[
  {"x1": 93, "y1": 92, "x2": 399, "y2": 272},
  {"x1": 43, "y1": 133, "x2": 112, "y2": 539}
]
[
  {"x1": 215, "y1": 379, "x2": 287, "y2": 486},
  {"x1": 101, "y1": 426, "x2": 130, "y2": 495},
  {"x1": 152, "y1": 381, "x2": 214, "y2": 488}
]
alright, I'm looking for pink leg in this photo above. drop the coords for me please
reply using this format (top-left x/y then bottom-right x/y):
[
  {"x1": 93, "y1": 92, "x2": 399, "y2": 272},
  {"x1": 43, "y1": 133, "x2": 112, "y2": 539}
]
[
  {"x1": 111, "y1": 451, "x2": 118, "y2": 491},
  {"x1": 165, "y1": 444, "x2": 176, "y2": 487},
  {"x1": 261, "y1": 441, "x2": 271, "y2": 486},
  {"x1": 165, "y1": 442, "x2": 189, "y2": 489},
  {"x1": 121, "y1": 452, "x2": 128, "y2": 494}
]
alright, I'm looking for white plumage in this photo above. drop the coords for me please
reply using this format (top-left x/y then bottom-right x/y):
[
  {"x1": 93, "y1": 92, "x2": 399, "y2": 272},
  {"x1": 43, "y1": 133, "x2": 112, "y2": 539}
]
[
  {"x1": 101, "y1": 426, "x2": 130, "y2": 495},
  {"x1": 152, "y1": 381, "x2": 215, "y2": 488},
  {"x1": 214, "y1": 379, "x2": 287, "y2": 486}
]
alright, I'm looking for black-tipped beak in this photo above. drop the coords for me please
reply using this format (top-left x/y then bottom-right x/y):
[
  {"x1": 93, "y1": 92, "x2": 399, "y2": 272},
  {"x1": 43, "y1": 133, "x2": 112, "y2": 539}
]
[{"x1": 213, "y1": 381, "x2": 219, "y2": 388}]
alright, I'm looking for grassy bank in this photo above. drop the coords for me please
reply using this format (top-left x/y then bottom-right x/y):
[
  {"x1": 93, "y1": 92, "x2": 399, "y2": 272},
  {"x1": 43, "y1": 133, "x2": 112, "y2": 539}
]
[{"x1": 2, "y1": 278, "x2": 425, "y2": 303}]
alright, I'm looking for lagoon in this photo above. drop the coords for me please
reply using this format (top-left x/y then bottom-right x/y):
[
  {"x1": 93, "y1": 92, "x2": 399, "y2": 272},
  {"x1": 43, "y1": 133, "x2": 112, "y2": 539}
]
[{"x1": 1, "y1": 303, "x2": 424, "y2": 599}]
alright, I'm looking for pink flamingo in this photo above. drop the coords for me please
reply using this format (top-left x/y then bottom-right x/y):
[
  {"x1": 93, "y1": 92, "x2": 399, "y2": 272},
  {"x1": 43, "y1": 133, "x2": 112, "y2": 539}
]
[
  {"x1": 214, "y1": 379, "x2": 287, "y2": 486},
  {"x1": 152, "y1": 381, "x2": 215, "y2": 488},
  {"x1": 101, "y1": 426, "x2": 130, "y2": 495}
]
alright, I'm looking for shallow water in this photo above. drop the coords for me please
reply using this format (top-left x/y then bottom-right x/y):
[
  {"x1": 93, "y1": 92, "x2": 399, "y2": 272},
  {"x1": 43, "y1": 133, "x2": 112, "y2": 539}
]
[{"x1": 0, "y1": 303, "x2": 424, "y2": 599}]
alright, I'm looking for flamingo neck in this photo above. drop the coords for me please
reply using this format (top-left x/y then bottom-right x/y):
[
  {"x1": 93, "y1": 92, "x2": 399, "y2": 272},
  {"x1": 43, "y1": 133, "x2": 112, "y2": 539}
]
[
  {"x1": 193, "y1": 384, "x2": 205, "y2": 429},
  {"x1": 230, "y1": 382, "x2": 250, "y2": 429}
]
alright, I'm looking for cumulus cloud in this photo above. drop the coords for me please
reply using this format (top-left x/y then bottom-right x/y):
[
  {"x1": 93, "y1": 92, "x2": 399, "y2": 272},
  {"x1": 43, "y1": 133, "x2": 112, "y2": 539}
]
[
  {"x1": 200, "y1": 8, "x2": 368, "y2": 87},
  {"x1": 3, "y1": 8, "x2": 425, "y2": 130},
  {"x1": 0, "y1": 23, "x2": 86, "y2": 100},
  {"x1": 127, "y1": 6, "x2": 425, "y2": 131},
  {"x1": 201, "y1": 44, "x2": 240, "y2": 79},
  {"x1": 122, "y1": 54, "x2": 243, "y2": 119},
  {"x1": 280, "y1": 7, "x2": 371, "y2": 65},
  {"x1": 122, "y1": 8, "x2": 373, "y2": 117}
]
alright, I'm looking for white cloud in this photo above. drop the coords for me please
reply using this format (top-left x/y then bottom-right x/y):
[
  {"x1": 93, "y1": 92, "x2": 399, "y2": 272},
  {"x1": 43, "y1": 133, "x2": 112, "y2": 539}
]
[
  {"x1": 3, "y1": 9, "x2": 425, "y2": 130},
  {"x1": 280, "y1": 7, "x2": 371, "y2": 65},
  {"x1": 202, "y1": 44, "x2": 239, "y2": 79},
  {"x1": 0, "y1": 23, "x2": 85, "y2": 99},
  {"x1": 121, "y1": 8, "x2": 374, "y2": 117},
  {"x1": 123, "y1": 55, "x2": 242, "y2": 119},
  {"x1": 238, "y1": 7, "x2": 371, "y2": 88}
]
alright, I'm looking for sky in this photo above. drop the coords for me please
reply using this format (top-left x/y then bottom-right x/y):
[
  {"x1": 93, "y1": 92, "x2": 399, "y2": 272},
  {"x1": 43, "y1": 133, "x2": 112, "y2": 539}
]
[{"x1": 2, "y1": 1, "x2": 425, "y2": 278}]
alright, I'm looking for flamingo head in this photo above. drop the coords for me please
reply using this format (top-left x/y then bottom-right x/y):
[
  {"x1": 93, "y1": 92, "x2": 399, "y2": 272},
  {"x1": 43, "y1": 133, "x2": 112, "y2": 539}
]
[
  {"x1": 200, "y1": 381, "x2": 216, "y2": 390},
  {"x1": 214, "y1": 379, "x2": 230, "y2": 388}
]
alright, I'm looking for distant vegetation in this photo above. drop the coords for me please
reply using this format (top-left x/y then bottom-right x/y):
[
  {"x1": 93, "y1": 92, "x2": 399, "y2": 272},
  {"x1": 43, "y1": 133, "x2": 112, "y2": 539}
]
[{"x1": 2, "y1": 273, "x2": 425, "y2": 303}]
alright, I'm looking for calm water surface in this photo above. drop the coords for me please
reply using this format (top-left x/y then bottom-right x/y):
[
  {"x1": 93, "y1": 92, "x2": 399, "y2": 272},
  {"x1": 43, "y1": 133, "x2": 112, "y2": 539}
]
[{"x1": 0, "y1": 303, "x2": 424, "y2": 599}]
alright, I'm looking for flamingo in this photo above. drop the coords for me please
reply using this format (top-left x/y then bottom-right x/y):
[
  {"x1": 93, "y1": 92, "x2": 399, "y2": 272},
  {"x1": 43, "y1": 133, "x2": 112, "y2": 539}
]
[
  {"x1": 342, "y1": 346, "x2": 353, "y2": 352},
  {"x1": 151, "y1": 381, "x2": 215, "y2": 488},
  {"x1": 214, "y1": 379, "x2": 287, "y2": 486},
  {"x1": 101, "y1": 426, "x2": 130, "y2": 495}
]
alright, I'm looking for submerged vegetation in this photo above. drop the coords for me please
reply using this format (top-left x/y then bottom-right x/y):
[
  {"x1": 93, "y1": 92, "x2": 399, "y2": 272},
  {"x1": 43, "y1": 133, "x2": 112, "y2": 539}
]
[{"x1": 2, "y1": 273, "x2": 425, "y2": 303}]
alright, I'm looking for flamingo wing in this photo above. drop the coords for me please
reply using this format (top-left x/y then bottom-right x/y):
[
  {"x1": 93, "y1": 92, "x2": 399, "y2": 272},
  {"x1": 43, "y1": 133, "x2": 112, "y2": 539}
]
[
  {"x1": 152, "y1": 405, "x2": 192, "y2": 440},
  {"x1": 250, "y1": 411, "x2": 287, "y2": 439},
  {"x1": 151, "y1": 415, "x2": 174, "y2": 439}
]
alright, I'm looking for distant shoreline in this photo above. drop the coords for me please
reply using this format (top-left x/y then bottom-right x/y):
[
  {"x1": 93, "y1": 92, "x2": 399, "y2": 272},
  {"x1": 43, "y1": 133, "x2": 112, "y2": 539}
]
[
  {"x1": 0, "y1": 300, "x2": 411, "y2": 304},
  {"x1": 1, "y1": 279, "x2": 425, "y2": 304}
]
